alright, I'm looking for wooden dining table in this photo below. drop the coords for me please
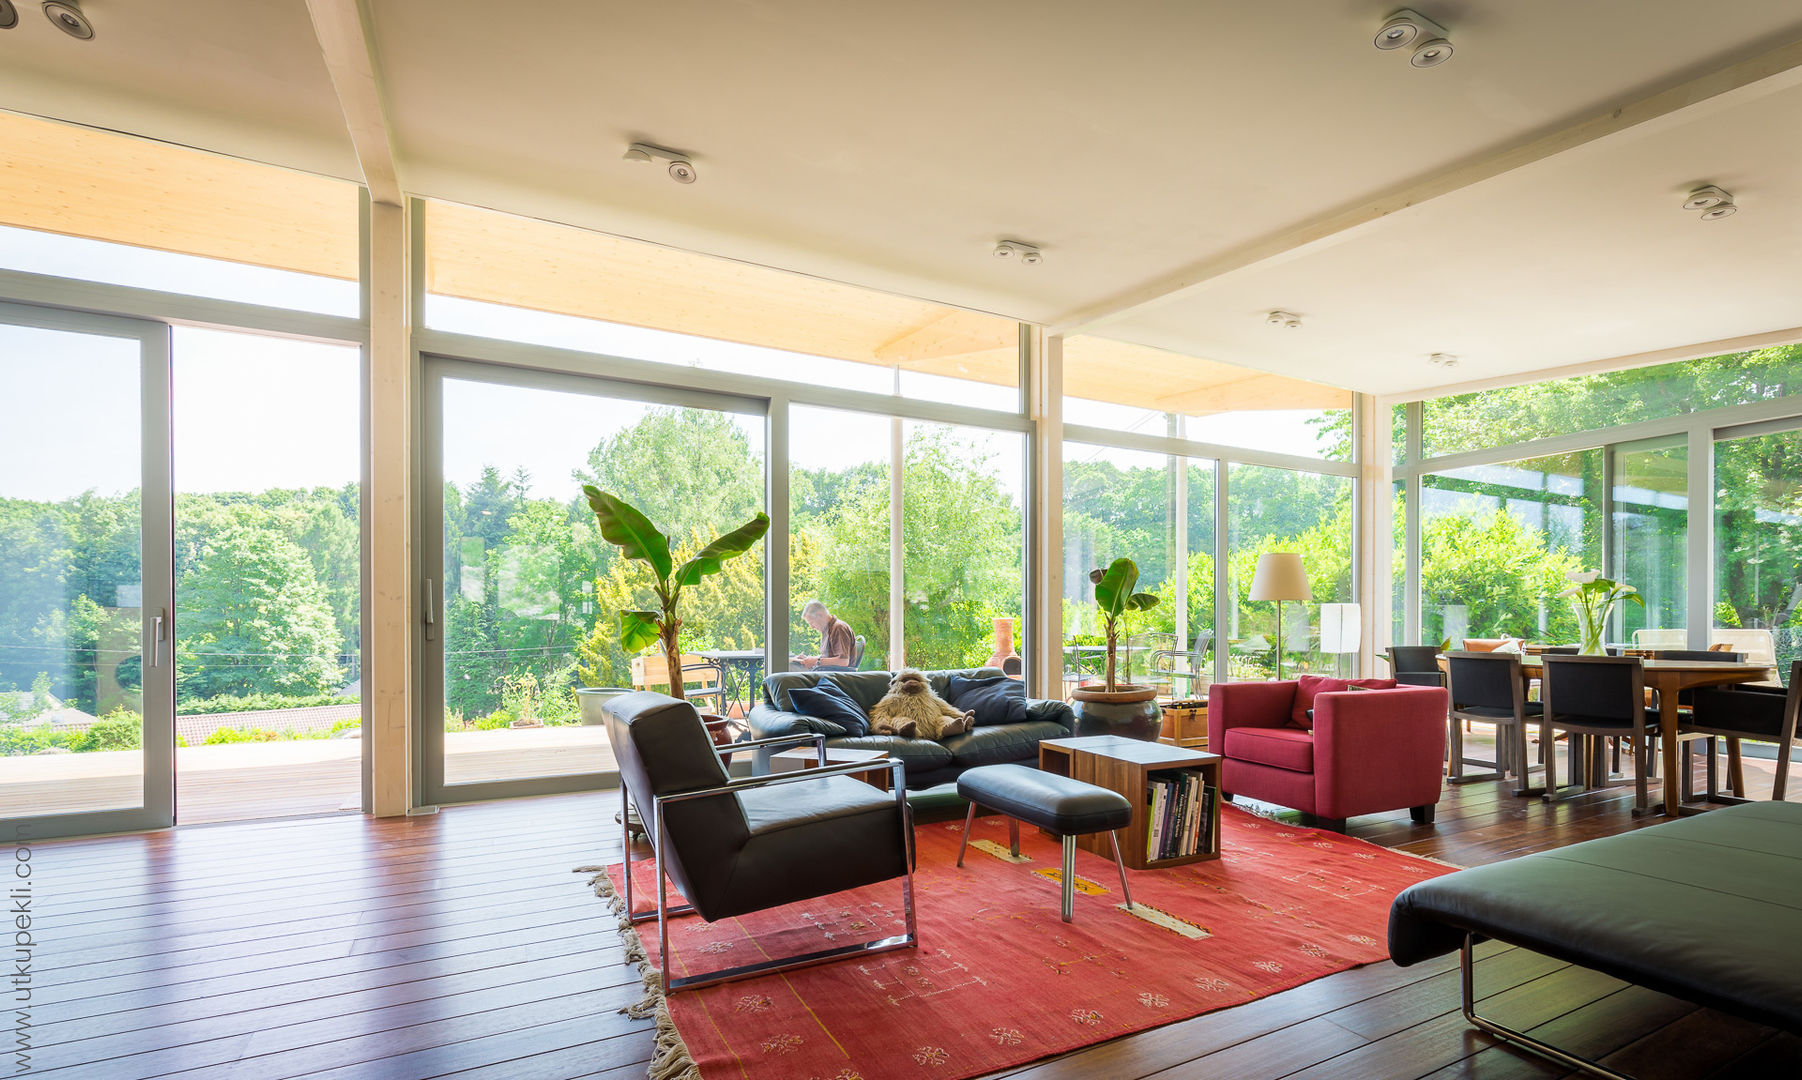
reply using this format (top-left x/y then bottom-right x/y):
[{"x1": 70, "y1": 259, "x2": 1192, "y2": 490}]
[{"x1": 1449, "y1": 655, "x2": 1773, "y2": 816}]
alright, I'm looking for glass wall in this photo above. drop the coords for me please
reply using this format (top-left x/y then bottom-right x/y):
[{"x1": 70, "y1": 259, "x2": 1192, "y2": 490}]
[
  {"x1": 172, "y1": 329, "x2": 363, "y2": 823},
  {"x1": 1610, "y1": 439, "x2": 1687, "y2": 643},
  {"x1": 903, "y1": 421, "x2": 1025, "y2": 670},
  {"x1": 436, "y1": 374, "x2": 766, "y2": 787},
  {"x1": 1419, "y1": 451, "x2": 1602, "y2": 647},
  {"x1": 1421, "y1": 344, "x2": 1802, "y2": 458},
  {"x1": 1715, "y1": 428, "x2": 1802, "y2": 677},
  {"x1": 1228, "y1": 466, "x2": 1354, "y2": 678},
  {"x1": 1061, "y1": 443, "x2": 1215, "y2": 696},
  {"x1": 790, "y1": 405, "x2": 893, "y2": 671}
]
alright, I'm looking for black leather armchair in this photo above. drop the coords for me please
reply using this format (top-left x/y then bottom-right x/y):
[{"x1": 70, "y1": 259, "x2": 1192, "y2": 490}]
[{"x1": 603, "y1": 691, "x2": 917, "y2": 993}]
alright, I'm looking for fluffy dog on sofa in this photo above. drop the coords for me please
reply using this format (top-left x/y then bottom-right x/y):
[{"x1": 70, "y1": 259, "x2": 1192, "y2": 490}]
[{"x1": 868, "y1": 669, "x2": 973, "y2": 740}]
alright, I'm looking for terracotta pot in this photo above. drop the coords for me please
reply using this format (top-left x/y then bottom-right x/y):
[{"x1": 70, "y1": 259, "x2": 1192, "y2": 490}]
[
  {"x1": 1070, "y1": 683, "x2": 1162, "y2": 741},
  {"x1": 700, "y1": 713, "x2": 741, "y2": 764}
]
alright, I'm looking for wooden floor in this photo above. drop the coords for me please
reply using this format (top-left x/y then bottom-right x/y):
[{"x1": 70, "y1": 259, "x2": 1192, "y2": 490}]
[{"x1": 21, "y1": 740, "x2": 1802, "y2": 1080}]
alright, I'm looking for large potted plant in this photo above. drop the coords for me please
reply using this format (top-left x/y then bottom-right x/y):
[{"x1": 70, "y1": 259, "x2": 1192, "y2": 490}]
[
  {"x1": 574, "y1": 487, "x2": 770, "y2": 743},
  {"x1": 1070, "y1": 557, "x2": 1163, "y2": 740}
]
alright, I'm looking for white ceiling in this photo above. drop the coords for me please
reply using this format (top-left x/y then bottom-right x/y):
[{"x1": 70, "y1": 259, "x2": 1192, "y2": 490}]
[{"x1": 2, "y1": 0, "x2": 1801, "y2": 395}]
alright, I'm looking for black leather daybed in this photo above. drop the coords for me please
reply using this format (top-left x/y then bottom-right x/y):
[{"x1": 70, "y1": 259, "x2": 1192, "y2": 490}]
[{"x1": 1389, "y1": 800, "x2": 1802, "y2": 1080}]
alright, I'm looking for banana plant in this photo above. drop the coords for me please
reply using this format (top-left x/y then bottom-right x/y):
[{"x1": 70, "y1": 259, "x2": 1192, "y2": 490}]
[
  {"x1": 1088, "y1": 557, "x2": 1159, "y2": 692},
  {"x1": 583, "y1": 486, "x2": 770, "y2": 702}
]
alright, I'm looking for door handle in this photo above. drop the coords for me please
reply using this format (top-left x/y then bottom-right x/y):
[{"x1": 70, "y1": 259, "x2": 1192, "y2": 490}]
[
  {"x1": 150, "y1": 610, "x2": 167, "y2": 668},
  {"x1": 423, "y1": 579, "x2": 436, "y2": 641}
]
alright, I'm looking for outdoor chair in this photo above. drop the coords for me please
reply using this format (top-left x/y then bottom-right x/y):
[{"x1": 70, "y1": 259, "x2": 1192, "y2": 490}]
[
  {"x1": 852, "y1": 634, "x2": 867, "y2": 668},
  {"x1": 1539, "y1": 655, "x2": 1660, "y2": 813},
  {"x1": 1151, "y1": 633, "x2": 1213, "y2": 700},
  {"x1": 604, "y1": 690, "x2": 916, "y2": 993},
  {"x1": 1443, "y1": 651, "x2": 1539, "y2": 792},
  {"x1": 630, "y1": 653, "x2": 727, "y2": 712},
  {"x1": 1681, "y1": 658, "x2": 1800, "y2": 802}
]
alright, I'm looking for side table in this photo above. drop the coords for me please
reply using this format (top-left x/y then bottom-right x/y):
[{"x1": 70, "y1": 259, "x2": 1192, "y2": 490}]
[{"x1": 1039, "y1": 735, "x2": 1221, "y2": 870}]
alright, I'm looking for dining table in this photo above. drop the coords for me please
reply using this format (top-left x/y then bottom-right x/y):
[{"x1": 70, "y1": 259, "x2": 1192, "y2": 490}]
[{"x1": 1447, "y1": 654, "x2": 1773, "y2": 816}]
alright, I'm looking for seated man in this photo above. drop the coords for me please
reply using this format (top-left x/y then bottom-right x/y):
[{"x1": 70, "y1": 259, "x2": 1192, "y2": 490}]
[{"x1": 795, "y1": 600, "x2": 857, "y2": 671}]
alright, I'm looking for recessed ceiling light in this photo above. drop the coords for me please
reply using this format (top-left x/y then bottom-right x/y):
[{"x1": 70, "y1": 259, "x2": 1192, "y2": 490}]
[
  {"x1": 1266, "y1": 310, "x2": 1303, "y2": 330},
  {"x1": 623, "y1": 141, "x2": 696, "y2": 184},
  {"x1": 0, "y1": 1, "x2": 18, "y2": 30},
  {"x1": 1427, "y1": 353, "x2": 1459, "y2": 368},
  {"x1": 1375, "y1": 9, "x2": 1451, "y2": 66},
  {"x1": 993, "y1": 240, "x2": 1043, "y2": 264},
  {"x1": 1682, "y1": 185, "x2": 1731, "y2": 211},
  {"x1": 42, "y1": 0, "x2": 92, "y2": 39},
  {"x1": 1699, "y1": 203, "x2": 1739, "y2": 221}
]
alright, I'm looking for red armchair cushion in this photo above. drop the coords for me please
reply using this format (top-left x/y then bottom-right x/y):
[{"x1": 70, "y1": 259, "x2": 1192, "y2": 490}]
[
  {"x1": 1290, "y1": 675, "x2": 1398, "y2": 727},
  {"x1": 1223, "y1": 726, "x2": 1315, "y2": 773}
]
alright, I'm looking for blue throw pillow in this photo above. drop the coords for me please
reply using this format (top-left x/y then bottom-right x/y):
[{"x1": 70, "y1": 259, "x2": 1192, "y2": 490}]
[
  {"x1": 788, "y1": 679, "x2": 870, "y2": 737},
  {"x1": 946, "y1": 674, "x2": 1027, "y2": 727}
]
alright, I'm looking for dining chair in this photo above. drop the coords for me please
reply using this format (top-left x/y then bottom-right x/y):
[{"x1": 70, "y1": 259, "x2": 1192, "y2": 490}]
[
  {"x1": 1539, "y1": 655, "x2": 1659, "y2": 813},
  {"x1": 1682, "y1": 658, "x2": 1800, "y2": 802},
  {"x1": 1443, "y1": 651, "x2": 1539, "y2": 792},
  {"x1": 1385, "y1": 645, "x2": 1445, "y2": 689}
]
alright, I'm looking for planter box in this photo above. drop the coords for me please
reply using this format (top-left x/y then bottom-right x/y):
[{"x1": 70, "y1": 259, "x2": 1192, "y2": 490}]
[{"x1": 1159, "y1": 700, "x2": 1207, "y2": 748}]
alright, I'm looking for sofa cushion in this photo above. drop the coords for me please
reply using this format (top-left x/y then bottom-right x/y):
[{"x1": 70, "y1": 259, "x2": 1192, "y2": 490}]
[
  {"x1": 764, "y1": 668, "x2": 1008, "y2": 713},
  {"x1": 945, "y1": 674, "x2": 1028, "y2": 727},
  {"x1": 940, "y1": 720, "x2": 1071, "y2": 768},
  {"x1": 823, "y1": 733, "x2": 955, "y2": 774},
  {"x1": 1223, "y1": 726, "x2": 1315, "y2": 773},
  {"x1": 787, "y1": 680, "x2": 870, "y2": 737},
  {"x1": 1292, "y1": 675, "x2": 1398, "y2": 728}
]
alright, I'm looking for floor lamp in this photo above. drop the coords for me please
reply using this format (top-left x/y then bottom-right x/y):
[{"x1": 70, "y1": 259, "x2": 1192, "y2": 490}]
[{"x1": 1249, "y1": 553, "x2": 1311, "y2": 680}]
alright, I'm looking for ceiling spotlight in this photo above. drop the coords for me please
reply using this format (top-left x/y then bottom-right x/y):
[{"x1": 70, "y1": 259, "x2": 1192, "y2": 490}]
[
  {"x1": 1410, "y1": 38, "x2": 1454, "y2": 68},
  {"x1": 1681, "y1": 185, "x2": 1731, "y2": 211},
  {"x1": 1427, "y1": 352, "x2": 1459, "y2": 368},
  {"x1": 993, "y1": 239, "x2": 1043, "y2": 264},
  {"x1": 42, "y1": 0, "x2": 92, "y2": 39},
  {"x1": 1699, "y1": 203, "x2": 1739, "y2": 221},
  {"x1": 623, "y1": 141, "x2": 697, "y2": 184},
  {"x1": 0, "y1": 0, "x2": 18, "y2": 30},
  {"x1": 1374, "y1": 9, "x2": 1451, "y2": 67},
  {"x1": 1266, "y1": 310, "x2": 1303, "y2": 330}
]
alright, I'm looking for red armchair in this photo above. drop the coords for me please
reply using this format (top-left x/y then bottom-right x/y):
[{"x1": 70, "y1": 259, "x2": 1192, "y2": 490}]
[{"x1": 1207, "y1": 678, "x2": 1449, "y2": 832}]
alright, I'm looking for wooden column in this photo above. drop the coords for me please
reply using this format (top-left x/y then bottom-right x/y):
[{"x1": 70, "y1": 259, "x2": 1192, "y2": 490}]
[{"x1": 366, "y1": 199, "x2": 413, "y2": 816}]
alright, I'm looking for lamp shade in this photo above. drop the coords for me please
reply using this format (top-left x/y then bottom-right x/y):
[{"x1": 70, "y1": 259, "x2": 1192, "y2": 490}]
[
  {"x1": 1320, "y1": 602, "x2": 1361, "y2": 654},
  {"x1": 1248, "y1": 552, "x2": 1311, "y2": 602}
]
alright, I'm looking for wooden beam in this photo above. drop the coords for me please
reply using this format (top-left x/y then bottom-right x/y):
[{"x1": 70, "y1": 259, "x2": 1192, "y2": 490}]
[
  {"x1": 304, "y1": 0, "x2": 402, "y2": 206},
  {"x1": 873, "y1": 309, "x2": 1019, "y2": 367},
  {"x1": 0, "y1": 111, "x2": 358, "y2": 279},
  {"x1": 1052, "y1": 36, "x2": 1802, "y2": 336}
]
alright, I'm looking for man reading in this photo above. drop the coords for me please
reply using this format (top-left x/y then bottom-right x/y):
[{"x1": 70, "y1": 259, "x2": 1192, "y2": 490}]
[{"x1": 796, "y1": 600, "x2": 857, "y2": 671}]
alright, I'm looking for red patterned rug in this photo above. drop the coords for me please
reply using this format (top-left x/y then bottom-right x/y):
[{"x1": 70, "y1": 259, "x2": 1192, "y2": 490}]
[{"x1": 585, "y1": 805, "x2": 1453, "y2": 1080}]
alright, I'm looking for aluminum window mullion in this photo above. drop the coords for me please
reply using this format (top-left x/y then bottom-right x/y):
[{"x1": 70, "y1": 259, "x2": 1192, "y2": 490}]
[
  {"x1": 1213, "y1": 459, "x2": 1230, "y2": 683},
  {"x1": 0, "y1": 268, "x2": 367, "y2": 345},
  {"x1": 766, "y1": 396, "x2": 791, "y2": 676},
  {"x1": 1687, "y1": 426, "x2": 1713, "y2": 650}
]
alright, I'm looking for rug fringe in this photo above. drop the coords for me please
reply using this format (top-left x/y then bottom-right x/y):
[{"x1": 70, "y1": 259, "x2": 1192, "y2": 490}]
[{"x1": 576, "y1": 864, "x2": 703, "y2": 1080}]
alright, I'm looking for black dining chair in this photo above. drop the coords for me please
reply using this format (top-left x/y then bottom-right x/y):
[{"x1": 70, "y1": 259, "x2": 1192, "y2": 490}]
[
  {"x1": 1539, "y1": 655, "x2": 1660, "y2": 813},
  {"x1": 1386, "y1": 645, "x2": 1446, "y2": 689},
  {"x1": 1682, "y1": 658, "x2": 1800, "y2": 802},
  {"x1": 1443, "y1": 651, "x2": 1539, "y2": 792}
]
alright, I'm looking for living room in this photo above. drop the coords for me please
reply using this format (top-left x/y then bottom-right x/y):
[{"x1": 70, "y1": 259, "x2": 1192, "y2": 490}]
[{"x1": 5, "y1": 2, "x2": 1802, "y2": 1078}]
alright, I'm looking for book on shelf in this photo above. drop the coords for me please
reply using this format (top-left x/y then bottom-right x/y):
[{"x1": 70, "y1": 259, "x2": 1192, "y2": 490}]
[{"x1": 1146, "y1": 768, "x2": 1216, "y2": 860}]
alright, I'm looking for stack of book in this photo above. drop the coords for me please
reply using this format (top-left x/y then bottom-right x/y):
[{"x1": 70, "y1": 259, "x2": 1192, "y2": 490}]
[{"x1": 1145, "y1": 767, "x2": 1213, "y2": 861}]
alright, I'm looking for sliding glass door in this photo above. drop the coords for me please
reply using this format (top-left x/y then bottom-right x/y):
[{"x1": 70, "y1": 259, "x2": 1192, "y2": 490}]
[
  {"x1": 421, "y1": 358, "x2": 767, "y2": 804},
  {"x1": 0, "y1": 304, "x2": 174, "y2": 838}
]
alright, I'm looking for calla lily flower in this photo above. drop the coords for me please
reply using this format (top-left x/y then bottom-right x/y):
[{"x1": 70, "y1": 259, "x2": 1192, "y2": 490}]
[{"x1": 1567, "y1": 569, "x2": 1601, "y2": 584}]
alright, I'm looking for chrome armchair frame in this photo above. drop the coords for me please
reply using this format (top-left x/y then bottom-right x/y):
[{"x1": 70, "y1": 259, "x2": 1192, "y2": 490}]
[{"x1": 619, "y1": 732, "x2": 917, "y2": 994}]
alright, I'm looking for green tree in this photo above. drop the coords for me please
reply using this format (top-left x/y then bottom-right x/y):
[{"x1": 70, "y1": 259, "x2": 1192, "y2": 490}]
[{"x1": 176, "y1": 522, "x2": 343, "y2": 699}]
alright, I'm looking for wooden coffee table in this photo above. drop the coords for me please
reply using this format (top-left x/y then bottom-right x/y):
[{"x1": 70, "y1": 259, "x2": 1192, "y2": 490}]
[
  {"x1": 768, "y1": 746, "x2": 891, "y2": 790},
  {"x1": 1038, "y1": 735, "x2": 1222, "y2": 870}
]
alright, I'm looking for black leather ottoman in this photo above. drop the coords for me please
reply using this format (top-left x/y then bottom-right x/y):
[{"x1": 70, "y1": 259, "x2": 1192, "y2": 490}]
[
  {"x1": 954, "y1": 763, "x2": 1134, "y2": 922},
  {"x1": 1390, "y1": 801, "x2": 1802, "y2": 1079}
]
